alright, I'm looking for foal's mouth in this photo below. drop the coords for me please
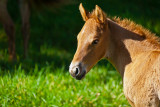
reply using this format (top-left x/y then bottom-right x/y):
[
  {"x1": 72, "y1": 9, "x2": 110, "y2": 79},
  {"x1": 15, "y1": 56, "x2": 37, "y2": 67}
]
[{"x1": 75, "y1": 70, "x2": 86, "y2": 80}]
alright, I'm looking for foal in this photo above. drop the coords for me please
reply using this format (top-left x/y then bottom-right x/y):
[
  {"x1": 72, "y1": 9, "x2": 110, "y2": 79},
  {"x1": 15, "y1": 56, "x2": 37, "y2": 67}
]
[{"x1": 69, "y1": 3, "x2": 160, "y2": 106}]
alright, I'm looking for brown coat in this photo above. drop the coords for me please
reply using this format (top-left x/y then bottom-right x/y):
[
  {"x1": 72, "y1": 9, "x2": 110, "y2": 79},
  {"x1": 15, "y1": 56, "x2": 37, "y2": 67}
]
[{"x1": 70, "y1": 3, "x2": 160, "y2": 106}]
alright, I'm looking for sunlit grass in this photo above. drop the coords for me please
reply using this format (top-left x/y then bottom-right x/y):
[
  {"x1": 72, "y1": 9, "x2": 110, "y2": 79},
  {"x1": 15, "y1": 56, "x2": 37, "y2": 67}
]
[{"x1": 0, "y1": 65, "x2": 129, "y2": 107}]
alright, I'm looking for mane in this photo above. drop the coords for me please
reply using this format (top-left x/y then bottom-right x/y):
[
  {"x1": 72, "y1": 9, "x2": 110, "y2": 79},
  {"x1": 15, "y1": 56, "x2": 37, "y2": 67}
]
[
  {"x1": 112, "y1": 17, "x2": 160, "y2": 45},
  {"x1": 90, "y1": 10, "x2": 160, "y2": 46}
]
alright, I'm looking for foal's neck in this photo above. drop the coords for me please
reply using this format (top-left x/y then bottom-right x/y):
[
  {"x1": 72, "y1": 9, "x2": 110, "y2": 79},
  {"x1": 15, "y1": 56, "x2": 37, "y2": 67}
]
[{"x1": 106, "y1": 19, "x2": 155, "y2": 77}]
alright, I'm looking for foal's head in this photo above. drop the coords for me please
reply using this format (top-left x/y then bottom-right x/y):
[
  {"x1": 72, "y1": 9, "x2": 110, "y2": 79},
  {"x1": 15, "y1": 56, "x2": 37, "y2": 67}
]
[{"x1": 69, "y1": 3, "x2": 109, "y2": 80}]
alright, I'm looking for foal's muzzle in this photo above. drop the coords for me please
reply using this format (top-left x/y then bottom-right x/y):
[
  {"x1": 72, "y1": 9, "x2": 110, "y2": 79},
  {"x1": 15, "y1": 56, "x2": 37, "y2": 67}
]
[{"x1": 69, "y1": 63, "x2": 86, "y2": 80}]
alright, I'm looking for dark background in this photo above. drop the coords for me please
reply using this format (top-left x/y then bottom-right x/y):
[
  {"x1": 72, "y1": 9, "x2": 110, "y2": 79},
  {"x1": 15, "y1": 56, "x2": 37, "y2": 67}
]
[{"x1": 0, "y1": 0, "x2": 160, "y2": 70}]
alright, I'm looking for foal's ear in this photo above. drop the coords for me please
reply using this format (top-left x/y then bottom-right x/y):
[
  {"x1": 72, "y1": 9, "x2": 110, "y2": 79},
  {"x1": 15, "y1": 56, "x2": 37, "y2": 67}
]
[
  {"x1": 79, "y1": 3, "x2": 89, "y2": 21},
  {"x1": 95, "y1": 5, "x2": 106, "y2": 23}
]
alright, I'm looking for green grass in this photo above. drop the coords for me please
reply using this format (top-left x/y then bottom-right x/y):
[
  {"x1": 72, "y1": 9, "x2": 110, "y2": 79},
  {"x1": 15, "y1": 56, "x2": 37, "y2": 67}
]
[
  {"x1": 0, "y1": 0, "x2": 160, "y2": 106},
  {"x1": 0, "y1": 64, "x2": 129, "y2": 106}
]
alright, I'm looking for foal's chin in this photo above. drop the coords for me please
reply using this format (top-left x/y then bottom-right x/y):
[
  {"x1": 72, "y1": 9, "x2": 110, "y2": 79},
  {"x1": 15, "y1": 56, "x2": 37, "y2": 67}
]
[{"x1": 75, "y1": 70, "x2": 86, "y2": 80}]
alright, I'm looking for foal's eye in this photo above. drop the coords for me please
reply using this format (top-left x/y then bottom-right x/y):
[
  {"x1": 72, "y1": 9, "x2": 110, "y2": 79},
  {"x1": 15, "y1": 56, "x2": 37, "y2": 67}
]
[{"x1": 92, "y1": 39, "x2": 99, "y2": 45}]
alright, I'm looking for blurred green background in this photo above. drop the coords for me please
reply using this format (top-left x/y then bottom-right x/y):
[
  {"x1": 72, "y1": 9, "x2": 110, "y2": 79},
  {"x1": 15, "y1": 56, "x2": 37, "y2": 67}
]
[{"x1": 0, "y1": 0, "x2": 160, "y2": 106}]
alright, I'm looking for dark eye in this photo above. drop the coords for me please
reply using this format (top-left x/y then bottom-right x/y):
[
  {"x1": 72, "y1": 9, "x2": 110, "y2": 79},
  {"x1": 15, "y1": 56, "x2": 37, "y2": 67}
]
[{"x1": 92, "y1": 39, "x2": 99, "y2": 45}]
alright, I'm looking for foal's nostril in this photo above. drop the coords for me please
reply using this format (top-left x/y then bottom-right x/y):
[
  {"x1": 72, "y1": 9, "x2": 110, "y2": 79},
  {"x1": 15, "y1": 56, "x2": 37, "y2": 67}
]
[{"x1": 75, "y1": 68, "x2": 79, "y2": 76}]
